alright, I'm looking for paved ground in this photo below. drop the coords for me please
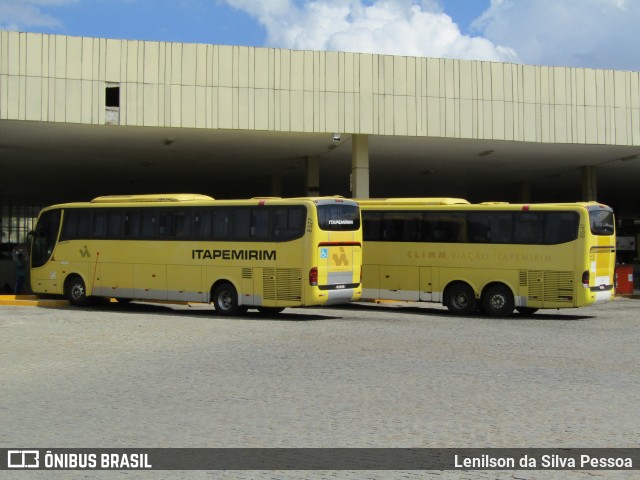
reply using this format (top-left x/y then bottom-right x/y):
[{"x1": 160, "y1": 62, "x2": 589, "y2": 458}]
[{"x1": 1, "y1": 299, "x2": 639, "y2": 479}]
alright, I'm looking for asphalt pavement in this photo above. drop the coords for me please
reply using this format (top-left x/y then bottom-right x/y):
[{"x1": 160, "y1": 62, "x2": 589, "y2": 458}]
[{"x1": 1, "y1": 298, "x2": 639, "y2": 479}]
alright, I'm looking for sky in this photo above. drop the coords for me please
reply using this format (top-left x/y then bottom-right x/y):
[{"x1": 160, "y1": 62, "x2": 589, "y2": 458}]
[{"x1": 1, "y1": 0, "x2": 639, "y2": 71}]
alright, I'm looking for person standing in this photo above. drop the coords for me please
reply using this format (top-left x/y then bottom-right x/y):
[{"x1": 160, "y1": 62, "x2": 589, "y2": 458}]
[{"x1": 14, "y1": 252, "x2": 26, "y2": 295}]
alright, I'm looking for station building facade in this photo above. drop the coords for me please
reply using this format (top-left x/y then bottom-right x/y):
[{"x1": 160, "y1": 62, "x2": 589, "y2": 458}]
[{"x1": 1, "y1": 30, "x2": 640, "y2": 274}]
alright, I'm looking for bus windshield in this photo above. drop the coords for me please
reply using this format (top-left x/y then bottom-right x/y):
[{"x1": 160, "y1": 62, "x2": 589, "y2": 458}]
[
  {"x1": 589, "y1": 210, "x2": 614, "y2": 236},
  {"x1": 317, "y1": 204, "x2": 360, "y2": 231},
  {"x1": 31, "y1": 209, "x2": 61, "y2": 268}
]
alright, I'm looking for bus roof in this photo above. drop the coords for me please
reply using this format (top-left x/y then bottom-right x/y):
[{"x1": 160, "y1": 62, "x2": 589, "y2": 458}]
[
  {"x1": 357, "y1": 198, "x2": 470, "y2": 205},
  {"x1": 357, "y1": 199, "x2": 613, "y2": 211},
  {"x1": 91, "y1": 194, "x2": 215, "y2": 203},
  {"x1": 41, "y1": 194, "x2": 359, "y2": 210}
]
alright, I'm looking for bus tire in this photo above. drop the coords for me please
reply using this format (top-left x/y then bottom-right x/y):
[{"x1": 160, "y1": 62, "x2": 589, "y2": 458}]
[
  {"x1": 515, "y1": 307, "x2": 538, "y2": 316},
  {"x1": 212, "y1": 282, "x2": 240, "y2": 316},
  {"x1": 257, "y1": 307, "x2": 285, "y2": 315},
  {"x1": 66, "y1": 275, "x2": 90, "y2": 307},
  {"x1": 482, "y1": 284, "x2": 515, "y2": 317},
  {"x1": 444, "y1": 282, "x2": 478, "y2": 315}
]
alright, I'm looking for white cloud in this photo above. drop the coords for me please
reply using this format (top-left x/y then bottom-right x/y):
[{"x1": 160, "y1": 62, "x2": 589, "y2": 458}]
[
  {"x1": 223, "y1": 0, "x2": 520, "y2": 63},
  {"x1": 473, "y1": 0, "x2": 640, "y2": 71},
  {"x1": 0, "y1": 0, "x2": 78, "y2": 31}
]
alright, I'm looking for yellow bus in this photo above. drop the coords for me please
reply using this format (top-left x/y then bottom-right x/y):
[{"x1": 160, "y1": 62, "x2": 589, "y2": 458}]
[
  {"x1": 30, "y1": 194, "x2": 362, "y2": 315},
  {"x1": 359, "y1": 198, "x2": 616, "y2": 316}
]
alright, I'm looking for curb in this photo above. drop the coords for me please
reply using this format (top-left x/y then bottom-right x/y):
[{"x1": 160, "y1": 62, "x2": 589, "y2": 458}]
[{"x1": 0, "y1": 295, "x2": 69, "y2": 307}]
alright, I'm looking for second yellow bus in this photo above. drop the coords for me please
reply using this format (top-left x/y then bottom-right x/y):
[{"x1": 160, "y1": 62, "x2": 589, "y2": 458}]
[{"x1": 359, "y1": 198, "x2": 616, "y2": 316}]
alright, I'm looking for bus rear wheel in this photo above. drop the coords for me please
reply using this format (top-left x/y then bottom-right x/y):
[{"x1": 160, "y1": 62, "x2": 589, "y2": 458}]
[
  {"x1": 212, "y1": 282, "x2": 240, "y2": 316},
  {"x1": 444, "y1": 283, "x2": 478, "y2": 315},
  {"x1": 66, "y1": 275, "x2": 89, "y2": 307},
  {"x1": 482, "y1": 284, "x2": 515, "y2": 317}
]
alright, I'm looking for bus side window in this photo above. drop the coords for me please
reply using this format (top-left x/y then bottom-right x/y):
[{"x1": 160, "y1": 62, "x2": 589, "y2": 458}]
[
  {"x1": 92, "y1": 211, "x2": 108, "y2": 238},
  {"x1": 108, "y1": 209, "x2": 123, "y2": 238},
  {"x1": 194, "y1": 210, "x2": 212, "y2": 239},
  {"x1": 60, "y1": 210, "x2": 92, "y2": 240},
  {"x1": 75, "y1": 211, "x2": 91, "y2": 239},
  {"x1": 232, "y1": 208, "x2": 251, "y2": 241},
  {"x1": 251, "y1": 208, "x2": 270, "y2": 240},
  {"x1": 421, "y1": 213, "x2": 437, "y2": 241},
  {"x1": 124, "y1": 210, "x2": 141, "y2": 238},
  {"x1": 272, "y1": 206, "x2": 305, "y2": 241},
  {"x1": 212, "y1": 208, "x2": 230, "y2": 240},
  {"x1": 403, "y1": 212, "x2": 421, "y2": 241},
  {"x1": 140, "y1": 210, "x2": 157, "y2": 238},
  {"x1": 490, "y1": 213, "x2": 513, "y2": 243},
  {"x1": 545, "y1": 212, "x2": 578, "y2": 244},
  {"x1": 514, "y1": 213, "x2": 544, "y2": 244},
  {"x1": 158, "y1": 210, "x2": 174, "y2": 237},
  {"x1": 61, "y1": 210, "x2": 78, "y2": 240},
  {"x1": 469, "y1": 212, "x2": 513, "y2": 244},
  {"x1": 272, "y1": 207, "x2": 287, "y2": 240},
  {"x1": 362, "y1": 211, "x2": 382, "y2": 241},
  {"x1": 425, "y1": 213, "x2": 465, "y2": 243},
  {"x1": 288, "y1": 207, "x2": 305, "y2": 235},
  {"x1": 467, "y1": 213, "x2": 490, "y2": 243},
  {"x1": 174, "y1": 211, "x2": 191, "y2": 238}
]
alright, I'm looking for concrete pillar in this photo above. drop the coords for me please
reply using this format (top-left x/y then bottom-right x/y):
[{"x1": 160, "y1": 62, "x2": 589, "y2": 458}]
[
  {"x1": 351, "y1": 134, "x2": 370, "y2": 199},
  {"x1": 271, "y1": 174, "x2": 282, "y2": 197},
  {"x1": 520, "y1": 182, "x2": 531, "y2": 203},
  {"x1": 306, "y1": 156, "x2": 320, "y2": 197},
  {"x1": 581, "y1": 166, "x2": 597, "y2": 201}
]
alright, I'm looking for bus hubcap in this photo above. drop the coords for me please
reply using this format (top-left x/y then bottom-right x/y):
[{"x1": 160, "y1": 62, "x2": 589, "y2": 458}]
[
  {"x1": 219, "y1": 292, "x2": 232, "y2": 309},
  {"x1": 71, "y1": 284, "x2": 84, "y2": 301},
  {"x1": 491, "y1": 294, "x2": 505, "y2": 310},
  {"x1": 454, "y1": 293, "x2": 468, "y2": 308}
]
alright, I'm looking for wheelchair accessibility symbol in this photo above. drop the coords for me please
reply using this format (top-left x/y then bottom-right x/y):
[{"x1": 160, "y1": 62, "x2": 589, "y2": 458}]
[{"x1": 320, "y1": 248, "x2": 328, "y2": 259}]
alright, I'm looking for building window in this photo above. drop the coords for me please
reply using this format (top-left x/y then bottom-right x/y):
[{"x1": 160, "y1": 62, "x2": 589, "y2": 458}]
[{"x1": 105, "y1": 83, "x2": 120, "y2": 125}]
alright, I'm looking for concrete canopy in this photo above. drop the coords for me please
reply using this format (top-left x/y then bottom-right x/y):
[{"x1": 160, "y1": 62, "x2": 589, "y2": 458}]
[{"x1": 2, "y1": 119, "x2": 640, "y2": 215}]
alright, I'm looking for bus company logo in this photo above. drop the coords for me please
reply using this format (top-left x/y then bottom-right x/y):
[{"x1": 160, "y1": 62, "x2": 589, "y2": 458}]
[
  {"x1": 79, "y1": 246, "x2": 91, "y2": 258},
  {"x1": 191, "y1": 249, "x2": 276, "y2": 261},
  {"x1": 7, "y1": 450, "x2": 39, "y2": 469},
  {"x1": 333, "y1": 247, "x2": 349, "y2": 266}
]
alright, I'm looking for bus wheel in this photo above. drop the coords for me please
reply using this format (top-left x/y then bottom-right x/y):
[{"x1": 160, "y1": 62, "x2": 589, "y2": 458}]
[
  {"x1": 516, "y1": 307, "x2": 538, "y2": 316},
  {"x1": 212, "y1": 282, "x2": 240, "y2": 316},
  {"x1": 66, "y1": 275, "x2": 89, "y2": 307},
  {"x1": 482, "y1": 284, "x2": 515, "y2": 317},
  {"x1": 444, "y1": 283, "x2": 478, "y2": 315},
  {"x1": 257, "y1": 307, "x2": 285, "y2": 315}
]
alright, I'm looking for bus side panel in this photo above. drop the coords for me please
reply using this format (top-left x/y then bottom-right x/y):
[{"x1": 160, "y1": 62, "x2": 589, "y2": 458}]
[
  {"x1": 419, "y1": 267, "x2": 433, "y2": 301},
  {"x1": 379, "y1": 265, "x2": 419, "y2": 301},
  {"x1": 31, "y1": 264, "x2": 65, "y2": 295},
  {"x1": 94, "y1": 262, "x2": 134, "y2": 299},
  {"x1": 361, "y1": 264, "x2": 380, "y2": 300},
  {"x1": 167, "y1": 265, "x2": 205, "y2": 302},
  {"x1": 135, "y1": 264, "x2": 166, "y2": 300}
]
